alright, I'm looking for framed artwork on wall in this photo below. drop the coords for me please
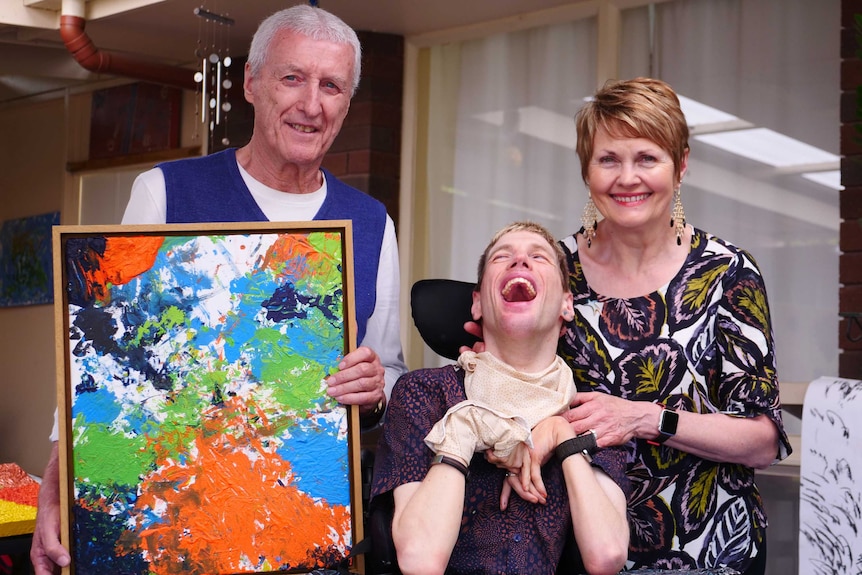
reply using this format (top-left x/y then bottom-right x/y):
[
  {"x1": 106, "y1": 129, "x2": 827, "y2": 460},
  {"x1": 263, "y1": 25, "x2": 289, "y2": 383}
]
[
  {"x1": 88, "y1": 82, "x2": 182, "y2": 161},
  {"x1": 0, "y1": 211, "x2": 60, "y2": 307},
  {"x1": 52, "y1": 221, "x2": 363, "y2": 575}
]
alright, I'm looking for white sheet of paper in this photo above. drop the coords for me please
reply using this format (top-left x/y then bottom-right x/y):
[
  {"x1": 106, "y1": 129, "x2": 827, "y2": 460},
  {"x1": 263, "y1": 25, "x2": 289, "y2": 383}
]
[{"x1": 799, "y1": 376, "x2": 862, "y2": 574}]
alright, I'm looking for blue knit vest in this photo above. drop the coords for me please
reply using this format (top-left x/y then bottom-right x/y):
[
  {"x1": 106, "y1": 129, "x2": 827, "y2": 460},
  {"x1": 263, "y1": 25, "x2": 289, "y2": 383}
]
[{"x1": 157, "y1": 148, "x2": 385, "y2": 344}]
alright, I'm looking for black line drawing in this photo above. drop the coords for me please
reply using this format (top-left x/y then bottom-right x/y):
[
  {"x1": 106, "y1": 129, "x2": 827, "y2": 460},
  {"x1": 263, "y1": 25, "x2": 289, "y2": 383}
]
[{"x1": 799, "y1": 377, "x2": 862, "y2": 575}]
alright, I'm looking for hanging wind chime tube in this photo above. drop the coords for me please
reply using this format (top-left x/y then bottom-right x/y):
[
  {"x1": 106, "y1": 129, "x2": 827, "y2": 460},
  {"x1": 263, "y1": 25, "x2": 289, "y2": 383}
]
[
  {"x1": 216, "y1": 58, "x2": 223, "y2": 125},
  {"x1": 198, "y1": 57, "x2": 207, "y2": 126},
  {"x1": 193, "y1": 4, "x2": 235, "y2": 148}
]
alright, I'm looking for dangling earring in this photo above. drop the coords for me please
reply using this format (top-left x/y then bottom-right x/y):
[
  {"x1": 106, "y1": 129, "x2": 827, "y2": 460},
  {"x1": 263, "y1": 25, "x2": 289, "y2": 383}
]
[
  {"x1": 581, "y1": 194, "x2": 598, "y2": 248},
  {"x1": 670, "y1": 186, "x2": 686, "y2": 246}
]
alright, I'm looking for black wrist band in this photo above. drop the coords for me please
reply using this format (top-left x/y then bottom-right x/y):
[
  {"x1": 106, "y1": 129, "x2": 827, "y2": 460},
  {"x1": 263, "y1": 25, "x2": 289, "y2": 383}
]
[
  {"x1": 555, "y1": 430, "x2": 597, "y2": 463},
  {"x1": 431, "y1": 454, "x2": 470, "y2": 480}
]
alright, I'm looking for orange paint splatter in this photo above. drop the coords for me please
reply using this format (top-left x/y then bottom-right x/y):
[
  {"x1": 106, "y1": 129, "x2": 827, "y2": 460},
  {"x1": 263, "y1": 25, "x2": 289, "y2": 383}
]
[
  {"x1": 0, "y1": 463, "x2": 35, "y2": 489},
  {"x1": 121, "y1": 398, "x2": 351, "y2": 574},
  {"x1": 261, "y1": 233, "x2": 335, "y2": 280},
  {"x1": 83, "y1": 236, "x2": 164, "y2": 302},
  {"x1": 0, "y1": 484, "x2": 39, "y2": 507},
  {"x1": 0, "y1": 464, "x2": 40, "y2": 519}
]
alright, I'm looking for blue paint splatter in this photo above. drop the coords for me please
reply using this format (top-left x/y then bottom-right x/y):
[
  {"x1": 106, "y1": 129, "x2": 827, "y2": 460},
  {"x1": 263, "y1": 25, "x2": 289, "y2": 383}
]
[
  {"x1": 277, "y1": 421, "x2": 349, "y2": 506},
  {"x1": 74, "y1": 386, "x2": 122, "y2": 426}
]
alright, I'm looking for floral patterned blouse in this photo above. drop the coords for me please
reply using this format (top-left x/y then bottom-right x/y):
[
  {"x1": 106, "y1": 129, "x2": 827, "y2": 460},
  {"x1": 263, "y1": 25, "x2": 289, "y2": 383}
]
[{"x1": 558, "y1": 227, "x2": 792, "y2": 572}]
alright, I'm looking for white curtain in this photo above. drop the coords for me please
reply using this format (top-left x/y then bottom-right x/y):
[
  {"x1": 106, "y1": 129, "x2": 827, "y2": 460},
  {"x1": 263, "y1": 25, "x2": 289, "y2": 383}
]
[
  {"x1": 645, "y1": 0, "x2": 840, "y2": 384},
  {"x1": 427, "y1": 17, "x2": 597, "y2": 283},
  {"x1": 423, "y1": 0, "x2": 839, "y2": 384}
]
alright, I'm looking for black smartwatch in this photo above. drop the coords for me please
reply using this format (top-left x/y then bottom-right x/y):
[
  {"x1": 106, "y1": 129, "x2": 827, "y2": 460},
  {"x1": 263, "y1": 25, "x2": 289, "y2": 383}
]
[
  {"x1": 555, "y1": 430, "x2": 598, "y2": 464},
  {"x1": 648, "y1": 406, "x2": 679, "y2": 445}
]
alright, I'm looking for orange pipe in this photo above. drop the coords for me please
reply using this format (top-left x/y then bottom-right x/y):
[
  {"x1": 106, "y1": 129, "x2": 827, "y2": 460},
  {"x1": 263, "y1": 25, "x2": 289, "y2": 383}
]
[{"x1": 59, "y1": 14, "x2": 196, "y2": 91}]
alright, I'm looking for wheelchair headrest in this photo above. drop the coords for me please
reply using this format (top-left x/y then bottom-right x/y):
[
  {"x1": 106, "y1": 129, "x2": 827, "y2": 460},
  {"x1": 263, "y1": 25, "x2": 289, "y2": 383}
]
[{"x1": 410, "y1": 279, "x2": 478, "y2": 361}]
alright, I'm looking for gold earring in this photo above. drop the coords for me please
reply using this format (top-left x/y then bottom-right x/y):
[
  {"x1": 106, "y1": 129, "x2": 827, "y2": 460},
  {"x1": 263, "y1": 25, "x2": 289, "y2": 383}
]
[
  {"x1": 671, "y1": 186, "x2": 686, "y2": 246},
  {"x1": 582, "y1": 195, "x2": 597, "y2": 248}
]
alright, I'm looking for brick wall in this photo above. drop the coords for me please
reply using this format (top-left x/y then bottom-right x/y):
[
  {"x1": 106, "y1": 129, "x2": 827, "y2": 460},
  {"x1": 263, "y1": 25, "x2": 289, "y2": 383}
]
[
  {"x1": 841, "y1": 0, "x2": 862, "y2": 378},
  {"x1": 214, "y1": 32, "x2": 404, "y2": 228},
  {"x1": 323, "y1": 31, "x2": 404, "y2": 229}
]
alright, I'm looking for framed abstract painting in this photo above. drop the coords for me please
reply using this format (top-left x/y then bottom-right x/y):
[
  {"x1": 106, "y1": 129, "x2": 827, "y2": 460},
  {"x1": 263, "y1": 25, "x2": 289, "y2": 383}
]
[
  {"x1": 0, "y1": 211, "x2": 60, "y2": 307},
  {"x1": 53, "y1": 221, "x2": 364, "y2": 575}
]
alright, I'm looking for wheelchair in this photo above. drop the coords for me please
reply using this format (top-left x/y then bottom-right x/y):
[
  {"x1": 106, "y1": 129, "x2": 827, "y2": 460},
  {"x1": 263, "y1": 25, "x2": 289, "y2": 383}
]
[{"x1": 359, "y1": 280, "x2": 587, "y2": 575}]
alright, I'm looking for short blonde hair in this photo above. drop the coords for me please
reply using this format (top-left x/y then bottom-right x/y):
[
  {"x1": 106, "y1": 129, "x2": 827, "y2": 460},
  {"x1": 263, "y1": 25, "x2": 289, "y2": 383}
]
[
  {"x1": 575, "y1": 77, "x2": 689, "y2": 183},
  {"x1": 475, "y1": 221, "x2": 568, "y2": 291}
]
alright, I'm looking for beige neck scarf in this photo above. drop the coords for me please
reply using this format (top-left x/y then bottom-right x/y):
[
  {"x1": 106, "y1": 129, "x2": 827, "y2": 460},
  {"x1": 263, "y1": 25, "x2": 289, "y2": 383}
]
[{"x1": 424, "y1": 350, "x2": 576, "y2": 466}]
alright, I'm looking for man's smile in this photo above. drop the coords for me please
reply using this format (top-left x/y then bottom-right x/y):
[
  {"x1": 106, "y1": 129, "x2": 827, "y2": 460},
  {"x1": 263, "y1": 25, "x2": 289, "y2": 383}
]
[{"x1": 289, "y1": 122, "x2": 317, "y2": 133}]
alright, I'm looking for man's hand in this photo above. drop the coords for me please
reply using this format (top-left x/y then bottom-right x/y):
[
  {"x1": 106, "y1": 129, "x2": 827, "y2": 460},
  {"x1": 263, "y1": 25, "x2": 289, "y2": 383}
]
[
  {"x1": 492, "y1": 416, "x2": 574, "y2": 510},
  {"x1": 494, "y1": 444, "x2": 546, "y2": 509},
  {"x1": 31, "y1": 444, "x2": 70, "y2": 575},
  {"x1": 326, "y1": 345, "x2": 386, "y2": 413}
]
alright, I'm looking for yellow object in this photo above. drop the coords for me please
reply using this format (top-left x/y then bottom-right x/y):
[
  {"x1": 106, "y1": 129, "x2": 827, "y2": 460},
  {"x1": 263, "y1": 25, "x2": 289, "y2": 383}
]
[{"x1": 0, "y1": 498, "x2": 37, "y2": 537}]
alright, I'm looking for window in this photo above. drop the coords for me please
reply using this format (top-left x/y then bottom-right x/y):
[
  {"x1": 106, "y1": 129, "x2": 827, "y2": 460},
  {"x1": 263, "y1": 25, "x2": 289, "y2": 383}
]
[{"x1": 410, "y1": 0, "x2": 840, "y2": 388}]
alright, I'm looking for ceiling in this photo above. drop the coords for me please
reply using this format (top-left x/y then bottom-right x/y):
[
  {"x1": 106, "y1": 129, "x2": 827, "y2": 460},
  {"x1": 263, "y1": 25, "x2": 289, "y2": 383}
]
[{"x1": 0, "y1": 0, "x2": 580, "y2": 106}]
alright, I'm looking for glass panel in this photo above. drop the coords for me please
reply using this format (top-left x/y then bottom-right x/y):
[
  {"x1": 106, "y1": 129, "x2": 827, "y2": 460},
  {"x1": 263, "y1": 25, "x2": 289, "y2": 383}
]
[
  {"x1": 425, "y1": 18, "x2": 597, "y2": 366},
  {"x1": 428, "y1": 17, "x2": 598, "y2": 280},
  {"x1": 620, "y1": 0, "x2": 840, "y2": 384},
  {"x1": 421, "y1": 0, "x2": 838, "y2": 383}
]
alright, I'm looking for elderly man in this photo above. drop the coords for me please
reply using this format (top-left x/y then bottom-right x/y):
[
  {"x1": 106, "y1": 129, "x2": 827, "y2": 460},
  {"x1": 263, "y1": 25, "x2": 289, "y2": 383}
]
[
  {"x1": 371, "y1": 222, "x2": 630, "y2": 575},
  {"x1": 32, "y1": 5, "x2": 406, "y2": 574}
]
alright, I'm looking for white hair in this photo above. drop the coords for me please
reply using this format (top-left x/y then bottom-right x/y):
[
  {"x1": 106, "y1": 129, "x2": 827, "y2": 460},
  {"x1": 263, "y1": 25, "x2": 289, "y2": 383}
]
[{"x1": 246, "y1": 4, "x2": 361, "y2": 95}]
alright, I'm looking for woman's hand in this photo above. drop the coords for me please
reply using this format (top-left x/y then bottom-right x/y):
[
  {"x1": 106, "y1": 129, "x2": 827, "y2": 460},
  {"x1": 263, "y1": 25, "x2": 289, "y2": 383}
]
[
  {"x1": 564, "y1": 391, "x2": 650, "y2": 447},
  {"x1": 459, "y1": 321, "x2": 485, "y2": 354},
  {"x1": 567, "y1": 392, "x2": 781, "y2": 468}
]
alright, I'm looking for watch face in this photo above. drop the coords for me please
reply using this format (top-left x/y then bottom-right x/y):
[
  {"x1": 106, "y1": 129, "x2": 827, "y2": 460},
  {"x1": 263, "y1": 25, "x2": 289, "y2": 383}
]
[{"x1": 660, "y1": 409, "x2": 679, "y2": 436}]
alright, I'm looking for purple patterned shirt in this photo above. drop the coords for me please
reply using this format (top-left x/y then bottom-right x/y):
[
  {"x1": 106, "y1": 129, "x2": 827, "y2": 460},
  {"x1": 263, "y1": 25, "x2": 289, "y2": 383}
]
[{"x1": 371, "y1": 365, "x2": 631, "y2": 575}]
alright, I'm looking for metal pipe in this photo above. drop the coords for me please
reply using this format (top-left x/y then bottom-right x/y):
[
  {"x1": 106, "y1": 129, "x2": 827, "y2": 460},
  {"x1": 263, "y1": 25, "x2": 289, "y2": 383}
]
[
  {"x1": 193, "y1": 7, "x2": 235, "y2": 27},
  {"x1": 59, "y1": 0, "x2": 196, "y2": 91}
]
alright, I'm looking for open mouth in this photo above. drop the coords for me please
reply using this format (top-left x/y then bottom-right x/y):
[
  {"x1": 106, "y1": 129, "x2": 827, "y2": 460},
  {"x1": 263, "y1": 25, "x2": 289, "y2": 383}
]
[{"x1": 501, "y1": 277, "x2": 537, "y2": 302}]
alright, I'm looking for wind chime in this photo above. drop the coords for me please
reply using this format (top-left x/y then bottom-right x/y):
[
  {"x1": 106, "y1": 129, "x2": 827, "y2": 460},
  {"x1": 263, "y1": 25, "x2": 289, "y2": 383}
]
[{"x1": 193, "y1": 3, "x2": 234, "y2": 150}]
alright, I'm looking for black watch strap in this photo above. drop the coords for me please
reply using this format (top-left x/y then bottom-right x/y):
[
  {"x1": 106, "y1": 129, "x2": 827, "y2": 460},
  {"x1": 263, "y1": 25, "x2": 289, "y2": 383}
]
[
  {"x1": 555, "y1": 430, "x2": 598, "y2": 463},
  {"x1": 648, "y1": 406, "x2": 679, "y2": 446},
  {"x1": 431, "y1": 454, "x2": 470, "y2": 480}
]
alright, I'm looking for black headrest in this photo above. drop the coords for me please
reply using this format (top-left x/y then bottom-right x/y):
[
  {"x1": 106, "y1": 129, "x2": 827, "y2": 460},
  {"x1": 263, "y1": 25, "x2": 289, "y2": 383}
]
[{"x1": 410, "y1": 279, "x2": 479, "y2": 360}]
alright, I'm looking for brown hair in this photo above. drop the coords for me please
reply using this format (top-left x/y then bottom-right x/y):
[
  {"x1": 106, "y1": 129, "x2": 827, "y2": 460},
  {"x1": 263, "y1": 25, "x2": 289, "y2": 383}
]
[
  {"x1": 475, "y1": 221, "x2": 568, "y2": 291},
  {"x1": 575, "y1": 77, "x2": 690, "y2": 183}
]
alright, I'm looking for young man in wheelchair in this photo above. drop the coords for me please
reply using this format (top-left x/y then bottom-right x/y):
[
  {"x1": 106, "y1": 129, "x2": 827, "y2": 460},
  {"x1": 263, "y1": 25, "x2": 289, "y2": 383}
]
[{"x1": 370, "y1": 222, "x2": 630, "y2": 575}]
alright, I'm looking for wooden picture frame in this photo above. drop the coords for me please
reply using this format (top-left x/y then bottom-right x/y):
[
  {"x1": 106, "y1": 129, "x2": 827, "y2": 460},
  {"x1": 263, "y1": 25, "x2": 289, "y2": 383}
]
[{"x1": 53, "y1": 221, "x2": 364, "y2": 575}]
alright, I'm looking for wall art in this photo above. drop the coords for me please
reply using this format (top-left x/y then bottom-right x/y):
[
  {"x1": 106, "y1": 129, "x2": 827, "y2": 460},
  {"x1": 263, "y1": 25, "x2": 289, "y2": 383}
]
[
  {"x1": 0, "y1": 211, "x2": 59, "y2": 307},
  {"x1": 799, "y1": 376, "x2": 862, "y2": 574}
]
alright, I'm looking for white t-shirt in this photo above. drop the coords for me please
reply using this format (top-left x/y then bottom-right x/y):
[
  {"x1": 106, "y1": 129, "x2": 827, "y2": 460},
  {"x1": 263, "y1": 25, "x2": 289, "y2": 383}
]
[{"x1": 50, "y1": 162, "x2": 407, "y2": 441}]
